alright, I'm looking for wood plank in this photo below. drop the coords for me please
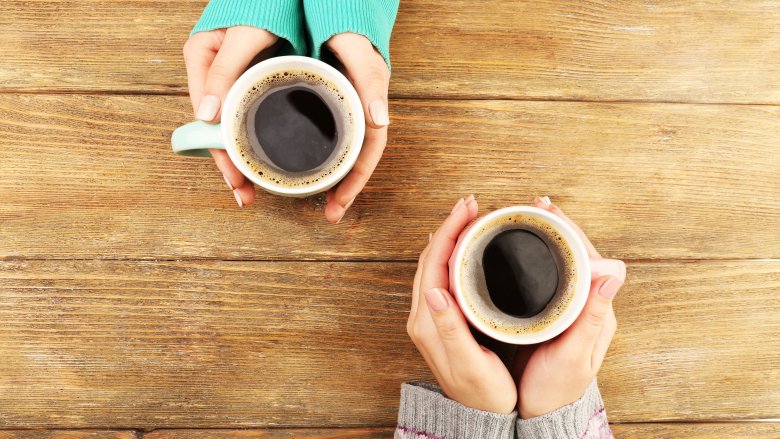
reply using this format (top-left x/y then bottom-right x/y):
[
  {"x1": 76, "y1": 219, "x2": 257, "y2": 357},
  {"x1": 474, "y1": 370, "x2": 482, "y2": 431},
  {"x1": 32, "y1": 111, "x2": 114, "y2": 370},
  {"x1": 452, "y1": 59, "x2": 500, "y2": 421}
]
[
  {"x1": 610, "y1": 423, "x2": 780, "y2": 438},
  {"x1": 1, "y1": 1, "x2": 779, "y2": 103},
  {"x1": 1, "y1": 96, "x2": 778, "y2": 260},
  {"x1": 0, "y1": 260, "x2": 777, "y2": 428},
  {"x1": 0, "y1": 432, "x2": 137, "y2": 439},
  {"x1": 604, "y1": 261, "x2": 780, "y2": 422},
  {"x1": 140, "y1": 424, "x2": 780, "y2": 439},
  {"x1": 143, "y1": 429, "x2": 393, "y2": 438}
]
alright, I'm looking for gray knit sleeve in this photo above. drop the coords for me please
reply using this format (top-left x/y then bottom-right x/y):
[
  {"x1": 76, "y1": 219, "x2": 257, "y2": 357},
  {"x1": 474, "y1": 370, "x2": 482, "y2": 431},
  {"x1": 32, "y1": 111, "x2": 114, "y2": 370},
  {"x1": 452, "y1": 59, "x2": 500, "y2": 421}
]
[
  {"x1": 516, "y1": 381, "x2": 613, "y2": 439},
  {"x1": 395, "y1": 382, "x2": 517, "y2": 439}
]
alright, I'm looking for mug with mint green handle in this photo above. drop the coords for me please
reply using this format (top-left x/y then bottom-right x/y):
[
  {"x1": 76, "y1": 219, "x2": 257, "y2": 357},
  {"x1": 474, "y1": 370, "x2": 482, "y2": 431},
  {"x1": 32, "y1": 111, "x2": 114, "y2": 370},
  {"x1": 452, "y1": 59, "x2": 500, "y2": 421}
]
[{"x1": 171, "y1": 56, "x2": 365, "y2": 197}]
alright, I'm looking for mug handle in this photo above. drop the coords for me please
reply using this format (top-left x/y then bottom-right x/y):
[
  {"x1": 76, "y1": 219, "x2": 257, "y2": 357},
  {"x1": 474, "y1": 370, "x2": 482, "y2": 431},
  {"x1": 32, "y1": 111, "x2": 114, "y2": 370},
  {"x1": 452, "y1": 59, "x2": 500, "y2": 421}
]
[{"x1": 171, "y1": 121, "x2": 225, "y2": 157}]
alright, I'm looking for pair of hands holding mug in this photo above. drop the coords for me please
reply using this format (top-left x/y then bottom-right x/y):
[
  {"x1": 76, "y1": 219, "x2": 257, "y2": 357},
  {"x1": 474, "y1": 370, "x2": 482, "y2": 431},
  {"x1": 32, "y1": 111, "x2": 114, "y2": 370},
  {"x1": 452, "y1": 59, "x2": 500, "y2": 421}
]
[
  {"x1": 407, "y1": 195, "x2": 625, "y2": 418},
  {"x1": 183, "y1": 28, "x2": 389, "y2": 223}
]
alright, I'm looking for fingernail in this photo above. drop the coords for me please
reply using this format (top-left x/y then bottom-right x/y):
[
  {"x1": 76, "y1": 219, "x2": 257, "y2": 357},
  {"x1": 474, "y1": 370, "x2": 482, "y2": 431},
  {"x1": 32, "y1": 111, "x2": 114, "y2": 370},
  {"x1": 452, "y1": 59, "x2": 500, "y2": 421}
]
[
  {"x1": 223, "y1": 175, "x2": 234, "y2": 191},
  {"x1": 197, "y1": 95, "x2": 220, "y2": 121},
  {"x1": 464, "y1": 194, "x2": 476, "y2": 206},
  {"x1": 335, "y1": 198, "x2": 355, "y2": 224},
  {"x1": 232, "y1": 189, "x2": 243, "y2": 208},
  {"x1": 428, "y1": 232, "x2": 433, "y2": 242},
  {"x1": 369, "y1": 100, "x2": 390, "y2": 126},
  {"x1": 451, "y1": 198, "x2": 465, "y2": 214},
  {"x1": 598, "y1": 276, "x2": 623, "y2": 300},
  {"x1": 424, "y1": 288, "x2": 449, "y2": 312},
  {"x1": 538, "y1": 196, "x2": 552, "y2": 207}
]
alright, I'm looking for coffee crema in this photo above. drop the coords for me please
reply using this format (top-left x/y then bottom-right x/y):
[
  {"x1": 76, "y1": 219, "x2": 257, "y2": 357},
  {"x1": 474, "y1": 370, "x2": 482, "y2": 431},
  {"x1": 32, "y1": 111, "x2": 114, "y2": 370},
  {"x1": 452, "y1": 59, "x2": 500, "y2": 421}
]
[
  {"x1": 457, "y1": 213, "x2": 578, "y2": 335},
  {"x1": 233, "y1": 69, "x2": 356, "y2": 188}
]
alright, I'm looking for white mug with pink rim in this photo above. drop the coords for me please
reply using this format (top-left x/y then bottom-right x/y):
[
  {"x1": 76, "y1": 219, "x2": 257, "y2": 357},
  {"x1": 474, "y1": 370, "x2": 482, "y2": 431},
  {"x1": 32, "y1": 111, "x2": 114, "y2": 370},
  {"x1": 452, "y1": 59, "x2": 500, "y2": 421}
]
[{"x1": 449, "y1": 206, "x2": 626, "y2": 345}]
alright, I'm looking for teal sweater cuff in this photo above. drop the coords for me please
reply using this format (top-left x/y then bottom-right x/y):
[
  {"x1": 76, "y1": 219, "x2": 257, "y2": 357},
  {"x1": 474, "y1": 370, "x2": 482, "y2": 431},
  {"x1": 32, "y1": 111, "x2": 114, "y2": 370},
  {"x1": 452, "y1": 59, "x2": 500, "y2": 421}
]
[
  {"x1": 191, "y1": 0, "x2": 307, "y2": 56},
  {"x1": 304, "y1": 0, "x2": 399, "y2": 68}
]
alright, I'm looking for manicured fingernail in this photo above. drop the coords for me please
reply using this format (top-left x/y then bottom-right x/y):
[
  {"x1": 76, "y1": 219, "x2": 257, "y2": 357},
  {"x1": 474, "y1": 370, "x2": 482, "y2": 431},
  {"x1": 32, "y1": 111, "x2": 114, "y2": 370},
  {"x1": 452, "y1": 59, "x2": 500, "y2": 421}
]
[
  {"x1": 223, "y1": 175, "x2": 234, "y2": 191},
  {"x1": 428, "y1": 232, "x2": 433, "y2": 242},
  {"x1": 451, "y1": 198, "x2": 465, "y2": 214},
  {"x1": 598, "y1": 276, "x2": 623, "y2": 300},
  {"x1": 335, "y1": 198, "x2": 355, "y2": 224},
  {"x1": 197, "y1": 95, "x2": 220, "y2": 121},
  {"x1": 369, "y1": 100, "x2": 390, "y2": 126},
  {"x1": 232, "y1": 189, "x2": 243, "y2": 208},
  {"x1": 464, "y1": 194, "x2": 476, "y2": 206},
  {"x1": 424, "y1": 288, "x2": 449, "y2": 312},
  {"x1": 538, "y1": 196, "x2": 551, "y2": 207}
]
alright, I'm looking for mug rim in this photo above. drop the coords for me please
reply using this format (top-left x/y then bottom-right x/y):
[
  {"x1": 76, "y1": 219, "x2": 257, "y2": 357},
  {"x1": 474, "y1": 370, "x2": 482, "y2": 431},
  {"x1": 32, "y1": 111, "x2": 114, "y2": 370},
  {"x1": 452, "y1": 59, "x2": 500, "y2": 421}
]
[
  {"x1": 220, "y1": 55, "x2": 365, "y2": 196},
  {"x1": 450, "y1": 205, "x2": 592, "y2": 344}
]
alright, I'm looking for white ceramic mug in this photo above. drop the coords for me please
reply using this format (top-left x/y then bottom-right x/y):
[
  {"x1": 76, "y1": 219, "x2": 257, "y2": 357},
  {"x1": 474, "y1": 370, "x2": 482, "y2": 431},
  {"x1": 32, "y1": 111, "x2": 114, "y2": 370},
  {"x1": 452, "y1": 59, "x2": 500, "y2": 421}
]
[
  {"x1": 171, "y1": 56, "x2": 365, "y2": 198},
  {"x1": 449, "y1": 206, "x2": 626, "y2": 344}
]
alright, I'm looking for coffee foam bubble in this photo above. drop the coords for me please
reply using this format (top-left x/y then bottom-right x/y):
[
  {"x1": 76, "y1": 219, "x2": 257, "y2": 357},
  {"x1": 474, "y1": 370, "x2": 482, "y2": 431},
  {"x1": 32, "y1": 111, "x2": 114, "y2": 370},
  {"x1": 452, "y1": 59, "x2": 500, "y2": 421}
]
[
  {"x1": 233, "y1": 69, "x2": 355, "y2": 188},
  {"x1": 458, "y1": 213, "x2": 578, "y2": 336}
]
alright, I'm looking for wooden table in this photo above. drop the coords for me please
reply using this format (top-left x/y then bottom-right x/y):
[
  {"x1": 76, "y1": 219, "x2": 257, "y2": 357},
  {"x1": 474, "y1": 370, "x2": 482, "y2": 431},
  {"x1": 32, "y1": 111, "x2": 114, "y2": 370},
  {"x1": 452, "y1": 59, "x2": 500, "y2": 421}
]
[{"x1": 1, "y1": 1, "x2": 779, "y2": 437}]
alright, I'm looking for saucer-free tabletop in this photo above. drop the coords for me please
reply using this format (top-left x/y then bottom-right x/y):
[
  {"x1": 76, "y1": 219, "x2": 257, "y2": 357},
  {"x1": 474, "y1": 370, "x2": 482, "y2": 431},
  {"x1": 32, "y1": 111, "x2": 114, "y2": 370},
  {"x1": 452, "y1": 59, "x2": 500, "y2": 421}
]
[{"x1": 0, "y1": 1, "x2": 778, "y2": 438}]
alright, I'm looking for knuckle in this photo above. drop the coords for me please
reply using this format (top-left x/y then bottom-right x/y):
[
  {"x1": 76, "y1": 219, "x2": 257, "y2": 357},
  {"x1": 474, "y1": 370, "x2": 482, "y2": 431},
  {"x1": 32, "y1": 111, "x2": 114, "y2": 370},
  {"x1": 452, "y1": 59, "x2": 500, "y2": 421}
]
[
  {"x1": 207, "y1": 62, "x2": 233, "y2": 83},
  {"x1": 437, "y1": 320, "x2": 460, "y2": 340},
  {"x1": 586, "y1": 309, "x2": 605, "y2": 328}
]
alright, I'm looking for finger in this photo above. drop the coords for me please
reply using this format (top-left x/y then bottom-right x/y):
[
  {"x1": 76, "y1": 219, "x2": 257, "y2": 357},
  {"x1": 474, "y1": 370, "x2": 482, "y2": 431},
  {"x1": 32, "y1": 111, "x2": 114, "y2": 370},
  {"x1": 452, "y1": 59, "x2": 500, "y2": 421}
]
[
  {"x1": 560, "y1": 275, "x2": 624, "y2": 354},
  {"x1": 533, "y1": 196, "x2": 601, "y2": 258},
  {"x1": 591, "y1": 258, "x2": 627, "y2": 282},
  {"x1": 183, "y1": 31, "x2": 223, "y2": 113},
  {"x1": 419, "y1": 195, "x2": 479, "y2": 299},
  {"x1": 424, "y1": 287, "x2": 483, "y2": 362},
  {"x1": 408, "y1": 243, "x2": 428, "y2": 323},
  {"x1": 591, "y1": 306, "x2": 617, "y2": 372},
  {"x1": 324, "y1": 126, "x2": 387, "y2": 223},
  {"x1": 198, "y1": 26, "x2": 277, "y2": 122},
  {"x1": 211, "y1": 149, "x2": 255, "y2": 207},
  {"x1": 329, "y1": 33, "x2": 390, "y2": 129}
]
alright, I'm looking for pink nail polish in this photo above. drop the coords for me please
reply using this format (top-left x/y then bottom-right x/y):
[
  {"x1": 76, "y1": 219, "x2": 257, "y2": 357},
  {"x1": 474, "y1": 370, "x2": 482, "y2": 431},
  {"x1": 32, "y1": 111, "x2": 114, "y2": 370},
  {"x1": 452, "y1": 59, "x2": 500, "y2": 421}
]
[
  {"x1": 232, "y1": 189, "x2": 243, "y2": 208},
  {"x1": 223, "y1": 175, "x2": 234, "y2": 191},
  {"x1": 197, "y1": 95, "x2": 220, "y2": 121},
  {"x1": 451, "y1": 198, "x2": 465, "y2": 214},
  {"x1": 598, "y1": 277, "x2": 623, "y2": 300},
  {"x1": 369, "y1": 100, "x2": 389, "y2": 126},
  {"x1": 424, "y1": 288, "x2": 449, "y2": 312}
]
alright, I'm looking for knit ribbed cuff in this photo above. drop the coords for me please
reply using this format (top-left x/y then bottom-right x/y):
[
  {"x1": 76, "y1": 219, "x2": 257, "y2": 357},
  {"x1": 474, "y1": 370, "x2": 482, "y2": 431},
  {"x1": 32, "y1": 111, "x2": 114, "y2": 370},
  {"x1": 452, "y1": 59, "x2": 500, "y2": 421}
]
[
  {"x1": 516, "y1": 381, "x2": 613, "y2": 439},
  {"x1": 191, "y1": 0, "x2": 307, "y2": 56},
  {"x1": 396, "y1": 382, "x2": 516, "y2": 439},
  {"x1": 303, "y1": 0, "x2": 399, "y2": 68}
]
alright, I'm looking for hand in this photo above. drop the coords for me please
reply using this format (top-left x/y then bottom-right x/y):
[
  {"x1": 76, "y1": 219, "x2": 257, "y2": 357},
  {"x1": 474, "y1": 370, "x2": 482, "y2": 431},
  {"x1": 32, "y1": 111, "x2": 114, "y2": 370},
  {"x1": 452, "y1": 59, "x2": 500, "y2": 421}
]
[
  {"x1": 407, "y1": 196, "x2": 518, "y2": 414},
  {"x1": 323, "y1": 33, "x2": 390, "y2": 223},
  {"x1": 514, "y1": 196, "x2": 626, "y2": 419},
  {"x1": 183, "y1": 26, "x2": 280, "y2": 207}
]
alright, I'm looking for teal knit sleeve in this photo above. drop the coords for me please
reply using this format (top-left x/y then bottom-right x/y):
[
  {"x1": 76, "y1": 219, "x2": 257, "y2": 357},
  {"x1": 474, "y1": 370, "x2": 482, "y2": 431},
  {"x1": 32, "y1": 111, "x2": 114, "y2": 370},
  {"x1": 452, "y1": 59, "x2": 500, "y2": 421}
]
[
  {"x1": 303, "y1": 0, "x2": 400, "y2": 68},
  {"x1": 191, "y1": 0, "x2": 307, "y2": 56}
]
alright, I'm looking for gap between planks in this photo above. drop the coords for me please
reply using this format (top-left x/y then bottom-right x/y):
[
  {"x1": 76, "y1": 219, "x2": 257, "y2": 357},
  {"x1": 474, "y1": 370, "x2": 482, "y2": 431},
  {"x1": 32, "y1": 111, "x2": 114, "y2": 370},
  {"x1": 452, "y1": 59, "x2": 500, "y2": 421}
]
[{"x1": 2, "y1": 89, "x2": 780, "y2": 108}]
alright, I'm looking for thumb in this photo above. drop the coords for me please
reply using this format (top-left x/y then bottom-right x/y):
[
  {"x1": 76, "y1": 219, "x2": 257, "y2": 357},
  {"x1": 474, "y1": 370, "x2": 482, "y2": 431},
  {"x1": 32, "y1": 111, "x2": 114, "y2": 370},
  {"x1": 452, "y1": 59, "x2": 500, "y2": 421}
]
[
  {"x1": 571, "y1": 275, "x2": 624, "y2": 341},
  {"x1": 424, "y1": 288, "x2": 482, "y2": 361},
  {"x1": 330, "y1": 34, "x2": 390, "y2": 129},
  {"x1": 197, "y1": 26, "x2": 277, "y2": 122}
]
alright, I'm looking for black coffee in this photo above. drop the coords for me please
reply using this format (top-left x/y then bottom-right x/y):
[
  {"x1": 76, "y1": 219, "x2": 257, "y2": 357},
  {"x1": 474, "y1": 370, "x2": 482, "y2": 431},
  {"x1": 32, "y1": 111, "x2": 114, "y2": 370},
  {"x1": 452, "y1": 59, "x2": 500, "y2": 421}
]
[
  {"x1": 482, "y1": 229, "x2": 559, "y2": 318},
  {"x1": 250, "y1": 86, "x2": 338, "y2": 173}
]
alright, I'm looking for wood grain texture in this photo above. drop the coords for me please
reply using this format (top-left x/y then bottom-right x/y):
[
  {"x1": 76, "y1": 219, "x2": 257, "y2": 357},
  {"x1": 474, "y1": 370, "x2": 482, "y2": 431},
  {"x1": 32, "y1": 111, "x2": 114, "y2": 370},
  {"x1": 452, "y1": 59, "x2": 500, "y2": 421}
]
[
  {"x1": 1, "y1": 1, "x2": 779, "y2": 103},
  {"x1": 0, "y1": 260, "x2": 777, "y2": 428},
  {"x1": 611, "y1": 422, "x2": 780, "y2": 438},
  {"x1": 0, "y1": 433, "x2": 137, "y2": 439},
  {"x1": 1, "y1": 95, "x2": 778, "y2": 260},
  {"x1": 144, "y1": 429, "x2": 393, "y2": 438}
]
